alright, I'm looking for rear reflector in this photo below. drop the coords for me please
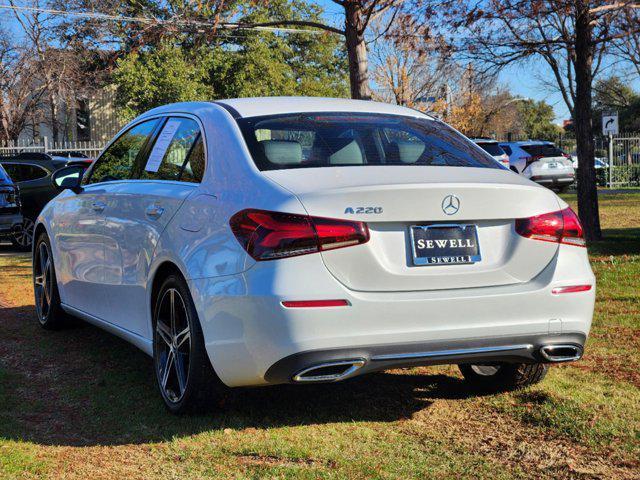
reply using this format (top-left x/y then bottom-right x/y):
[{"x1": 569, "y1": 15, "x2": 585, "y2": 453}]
[
  {"x1": 230, "y1": 209, "x2": 369, "y2": 261},
  {"x1": 551, "y1": 285, "x2": 592, "y2": 294},
  {"x1": 515, "y1": 207, "x2": 586, "y2": 247},
  {"x1": 282, "y1": 300, "x2": 350, "y2": 308}
]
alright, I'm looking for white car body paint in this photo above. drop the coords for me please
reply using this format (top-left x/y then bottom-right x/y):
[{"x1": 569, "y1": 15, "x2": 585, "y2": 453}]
[{"x1": 36, "y1": 98, "x2": 595, "y2": 387}]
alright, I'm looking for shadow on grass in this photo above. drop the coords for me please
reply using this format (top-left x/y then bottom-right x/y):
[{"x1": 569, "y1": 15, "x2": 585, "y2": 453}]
[
  {"x1": 0, "y1": 304, "x2": 488, "y2": 448},
  {"x1": 588, "y1": 228, "x2": 640, "y2": 257}
]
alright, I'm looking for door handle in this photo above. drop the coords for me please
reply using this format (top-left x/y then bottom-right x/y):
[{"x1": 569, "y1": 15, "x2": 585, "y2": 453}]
[
  {"x1": 92, "y1": 201, "x2": 106, "y2": 213},
  {"x1": 146, "y1": 204, "x2": 165, "y2": 219}
]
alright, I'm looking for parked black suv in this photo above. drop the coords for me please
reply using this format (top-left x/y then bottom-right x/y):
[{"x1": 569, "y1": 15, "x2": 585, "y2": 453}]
[
  {"x1": 0, "y1": 163, "x2": 23, "y2": 243},
  {"x1": 0, "y1": 155, "x2": 75, "y2": 250}
]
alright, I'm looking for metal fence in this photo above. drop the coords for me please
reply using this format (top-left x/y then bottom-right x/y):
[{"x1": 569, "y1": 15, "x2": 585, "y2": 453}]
[
  {"x1": 605, "y1": 134, "x2": 640, "y2": 187},
  {"x1": 0, "y1": 138, "x2": 105, "y2": 159}
]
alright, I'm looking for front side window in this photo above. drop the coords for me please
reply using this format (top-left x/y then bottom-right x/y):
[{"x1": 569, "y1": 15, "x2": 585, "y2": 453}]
[
  {"x1": 139, "y1": 117, "x2": 203, "y2": 182},
  {"x1": 238, "y1": 113, "x2": 503, "y2": 171},
  {"x1": 87, "y1": 118, "x2": 160, "y2": 184}
]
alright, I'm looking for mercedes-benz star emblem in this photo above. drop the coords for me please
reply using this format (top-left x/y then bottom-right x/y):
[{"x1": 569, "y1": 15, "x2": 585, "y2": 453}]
[{"x1": 442, "y1": 195, "x2": 460, "y2": 215}]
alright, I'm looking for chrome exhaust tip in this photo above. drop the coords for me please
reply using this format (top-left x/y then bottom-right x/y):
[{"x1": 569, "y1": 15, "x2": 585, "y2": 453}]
[
  {"x1": 539, "y1": 344, "x2": 583, "y2": 363},
  {"x1": 292, "y1": 359, "x2": 365, "y2": 383}
]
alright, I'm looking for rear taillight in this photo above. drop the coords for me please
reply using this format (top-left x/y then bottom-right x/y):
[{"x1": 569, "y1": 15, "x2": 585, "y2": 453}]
[
  {"x1": 230, "y1": 209, "x2": 370, "y2": 261},
  {"x1": 515, "y1": 207, "x2": 585, "y2": 247},
  {"x1": 0, "y1": 186, "x2": 19, "y2": 207}
]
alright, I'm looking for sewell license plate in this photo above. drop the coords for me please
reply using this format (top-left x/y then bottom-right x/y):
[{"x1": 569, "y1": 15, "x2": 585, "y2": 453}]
[{"x1": 410, "y1": 224, "x2": 481, "y2": 266}]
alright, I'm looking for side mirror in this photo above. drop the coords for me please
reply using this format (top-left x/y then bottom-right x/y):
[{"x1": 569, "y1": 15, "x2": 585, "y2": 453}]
[{"x1": 51, "y1": 165, "x2": 86, "y2": 193}]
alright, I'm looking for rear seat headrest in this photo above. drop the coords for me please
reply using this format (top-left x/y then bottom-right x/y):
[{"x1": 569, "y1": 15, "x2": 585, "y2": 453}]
[
  {"x1": 389, "y1": 140, "x2": 425, "y2": 164},
  {"x1": 260, "y1": 140, "x2": 303, "y2": 165},
  {"x1": 329, "y1": 140, "x2": 363, "y2": 165}
]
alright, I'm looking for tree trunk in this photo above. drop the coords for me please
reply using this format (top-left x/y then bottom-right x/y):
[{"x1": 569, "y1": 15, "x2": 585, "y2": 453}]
[
  {"x1": 573, "y1": 1, "x2": 602, "y2": 241},
  {"x1": 49, "y1": 93, "x2": 58, "y2": 143},
  {"x1": 344, "y1": 2, "x2": 371, "y2": 100}
]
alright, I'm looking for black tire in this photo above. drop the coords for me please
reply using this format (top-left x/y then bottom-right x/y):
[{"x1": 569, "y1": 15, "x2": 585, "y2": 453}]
[
  {"x1": 11, "y1": 217, "x2": 35, "y2": 251},
  {"x1": 152, "y1": 274, "x2": 225, "y2": 414},
  {"x1": 459, "y1": 362, "x2": 548, "y2": 391},
  {"x1": 33, "y1": 232, "x2": 66, "y2": 329}
]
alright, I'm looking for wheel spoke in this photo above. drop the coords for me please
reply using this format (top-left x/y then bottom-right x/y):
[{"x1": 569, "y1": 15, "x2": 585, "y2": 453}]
[
  {"x1": 38, "y1": 286, "x2": 47, "y2": 312},
  {"x1": 156, "y1": 319, "x2": 173, "y2": 348},
  {"x1": 175, "y1": 325, "x2": 190, "y2": 349},
  {"x1": 174, "y1": 352, "x2": 187, "y2": 394},
  {"x1": 161, "y1": 350, "x2": 174, "y2": 390},
  {"x1": 34, "y1": 274, "x2": 44, "y2": 287},
  {"x1": 169, "y1": 289, "x2": 176, "y2": 336},
  {"x1": 39, "y1": 243, "x2": 48, "y2": 273},
  {"x1": 42, "y1": 260, "x2": 51, "y2": 303}
]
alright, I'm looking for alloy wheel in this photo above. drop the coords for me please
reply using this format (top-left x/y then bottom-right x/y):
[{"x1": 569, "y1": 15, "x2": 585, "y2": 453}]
[
  {"x1": 13, "y1": 217, "x2": 35, "y2": 249},
  {"x1": 34, "y1": 241, "x2": 53, "y2": 323},
  {"x1": 155, "y1": 288, "x2": 192, "y2": 404}
]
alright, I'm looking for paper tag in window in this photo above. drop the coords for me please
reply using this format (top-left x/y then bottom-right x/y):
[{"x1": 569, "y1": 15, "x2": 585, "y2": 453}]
[{"x1": 144, "y1": 119, "x2": 182, "y2": 172}]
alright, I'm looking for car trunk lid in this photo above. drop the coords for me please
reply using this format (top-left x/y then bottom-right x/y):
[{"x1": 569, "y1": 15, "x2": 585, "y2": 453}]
[{"x1": 262, "y1": 166, "x2": 562, "y2": 292}]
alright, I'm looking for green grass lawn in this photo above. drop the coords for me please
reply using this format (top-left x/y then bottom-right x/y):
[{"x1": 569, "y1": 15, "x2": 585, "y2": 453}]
[{"x1": 0, "y1": 192, "x2": 638, "y2": 479}]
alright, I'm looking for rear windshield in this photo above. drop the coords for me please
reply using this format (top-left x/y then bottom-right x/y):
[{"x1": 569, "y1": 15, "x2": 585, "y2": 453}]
[
  {"x1": 237, "y1": 113, "x2": 503, "y2": 171},
  {"x1": 476, "y1": 142, "x2": 505, "y2": 156},
  {"x1": 520, "y1": 144, "x2": 564, "y2": 158}
]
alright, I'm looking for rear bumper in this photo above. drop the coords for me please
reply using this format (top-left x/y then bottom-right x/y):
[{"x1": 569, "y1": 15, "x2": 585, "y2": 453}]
[
  {"x1": 0, "y1": 213, "x2": 22, "y2": 235},
  {"x1": 190, "y1": 245, "x2": 595, "y2": 387},
  {"x1": 265, "y1": 332, "x2": 586, "y2": 384},
  {"x1": 529, "y1": 174, "x2": 575, "y2": 185}
]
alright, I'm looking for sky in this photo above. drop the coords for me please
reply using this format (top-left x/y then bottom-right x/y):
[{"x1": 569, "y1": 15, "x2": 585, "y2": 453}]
[{"x1": 2, "y1": 1, "x2": 639, "y2": 125}]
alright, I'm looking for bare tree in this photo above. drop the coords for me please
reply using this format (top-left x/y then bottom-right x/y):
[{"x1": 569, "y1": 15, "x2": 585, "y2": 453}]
[
  {"x1": 0, "y1": 30, "x2": 44, "y2": 143},
  {"x1": 8, "y1": 0, "x2": 103, "y2": 142},
  {"x1": 445, "y1": 0, "x2": 640, "y2": 241},
  {"x1": 371, "y1": 28, "x2": 457, "y2": 107},
  {"x1": 612, "y1": 21, "x2": 640, "y2": 78}
]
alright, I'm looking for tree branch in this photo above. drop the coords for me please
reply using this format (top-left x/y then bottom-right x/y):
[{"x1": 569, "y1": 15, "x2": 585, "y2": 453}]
[{"x1": 232, "y1": 20, "x2": 345, "y2": 36}]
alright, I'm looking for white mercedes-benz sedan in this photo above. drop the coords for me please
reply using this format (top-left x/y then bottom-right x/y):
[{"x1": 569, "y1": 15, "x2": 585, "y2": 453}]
[{"x1": 33, "y1": 98, "x2": 595, "y2": 413}]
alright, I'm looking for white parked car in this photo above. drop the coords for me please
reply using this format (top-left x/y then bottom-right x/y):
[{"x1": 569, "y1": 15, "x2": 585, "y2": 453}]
[
  {"x1": 34, "y1": 98, "x2": 595, "y2": 413},
  {"x1": 500, "y1": 141, "x2": 575, "y2": 192},
  {"x1": 571, "y1": 155, "x2": 609, "y2": 169},
  {"x1": 470, "y1": 138, "x2": 510, "y2": 168}
]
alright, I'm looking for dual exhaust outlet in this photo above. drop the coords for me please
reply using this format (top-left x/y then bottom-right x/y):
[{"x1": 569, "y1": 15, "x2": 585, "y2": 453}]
[{"x1": 291, "y1": 344, "x2": 583, "y2": 383}]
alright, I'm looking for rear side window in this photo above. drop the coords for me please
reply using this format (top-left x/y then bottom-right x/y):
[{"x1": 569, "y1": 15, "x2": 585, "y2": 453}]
[
  {"x1": 87, "y1": 118, "x2": 160, "y2": 184},
  {"x1": 500, "y1": 145, "x2": 513, "y2": 155},
  {"x1": 1, "y1": 163, "x2": 48, "y2": 182},
  {"x1": 238, "y1": 113, "x2": 502, "y2": 171},
  {"x1": 520, "y1": 144, "x2": 564, "y2": 158},
  {"x1": 477, "y1": 142, "x2": 505, "y2": 156},
  {"x1": 139, "y1": 117, "x2": 204, "y2": 182}
]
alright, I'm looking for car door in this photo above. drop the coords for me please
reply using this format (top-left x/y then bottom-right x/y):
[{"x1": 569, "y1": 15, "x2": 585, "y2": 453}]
[
  {"x1": 99, "y1": 115, "x2": 205, "y2": 338},
  {"x1": 55, "y1": 118, "x2": 161, "y2": 320}
]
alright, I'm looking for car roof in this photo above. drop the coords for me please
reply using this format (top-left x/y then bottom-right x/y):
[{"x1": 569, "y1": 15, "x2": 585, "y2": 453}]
[
  {"x1": 470, "y1": 138, "x2": 498, "y2": 143},
  {"x1": 500, "y1": 140, "x2": 554, "y2": 146},
  {"x1": 142, "y1": 98, "x2": 434, "y2": 121}
]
